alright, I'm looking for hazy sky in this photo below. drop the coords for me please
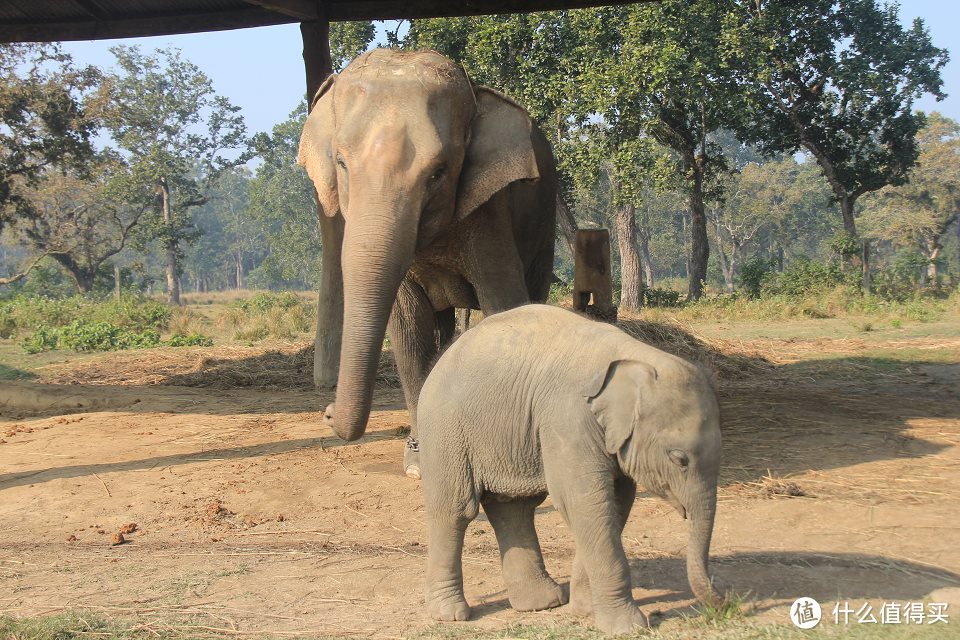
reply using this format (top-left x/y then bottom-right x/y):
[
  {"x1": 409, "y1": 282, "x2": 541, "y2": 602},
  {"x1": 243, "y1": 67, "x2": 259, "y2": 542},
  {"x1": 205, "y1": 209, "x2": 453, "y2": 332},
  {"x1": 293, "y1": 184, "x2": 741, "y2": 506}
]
[{"x1": 61, "y1": 2, "x2": 959, "y2": 138}]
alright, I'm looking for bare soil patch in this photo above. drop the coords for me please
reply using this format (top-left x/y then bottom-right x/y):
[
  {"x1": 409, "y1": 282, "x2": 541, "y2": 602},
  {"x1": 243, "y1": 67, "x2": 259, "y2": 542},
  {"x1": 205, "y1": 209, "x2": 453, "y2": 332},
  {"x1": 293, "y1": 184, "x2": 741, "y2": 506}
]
[{"x1": 1, "y1": 327, "x2": 958, "y2": 637}]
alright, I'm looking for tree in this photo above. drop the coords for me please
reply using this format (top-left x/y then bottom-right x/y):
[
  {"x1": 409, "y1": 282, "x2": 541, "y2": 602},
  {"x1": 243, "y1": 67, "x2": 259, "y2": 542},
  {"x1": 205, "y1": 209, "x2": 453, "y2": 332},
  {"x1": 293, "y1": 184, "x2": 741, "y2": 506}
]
[
  {"x1": 724, "y1": 0, "x2": 949, "y2": 289},
  {"x1": 329, "y1": 21, "x2": 376, "y2": 71},
  {"x1": 0, "y1": 43, "x2": 101, "y2": 232},
  {"x1": 246, "y1": 104, "x2": 321, "y2": 289},
  {"x1": 14, "y1": 154, "x2": 150, "y2": 292},
  {"x1": 101, "y1": 45, "x2": 249, "y2": 304},
  {"x1": 581, "y1": 1, "x2": 741, "y2": 301},
  {"x1": 860, "y1": 113, "x2": 960, "y2": 283}
]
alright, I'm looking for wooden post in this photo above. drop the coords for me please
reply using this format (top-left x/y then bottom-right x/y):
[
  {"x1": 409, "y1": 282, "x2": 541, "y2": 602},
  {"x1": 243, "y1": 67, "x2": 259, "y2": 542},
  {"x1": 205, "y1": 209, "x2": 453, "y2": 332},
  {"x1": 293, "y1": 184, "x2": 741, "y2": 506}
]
[
  {"x1": 302, "y1": 19, "x2": 344, "y2": 389},
  {"x1": 573, "y1": 229, "x2": 617, "y2": 322}
]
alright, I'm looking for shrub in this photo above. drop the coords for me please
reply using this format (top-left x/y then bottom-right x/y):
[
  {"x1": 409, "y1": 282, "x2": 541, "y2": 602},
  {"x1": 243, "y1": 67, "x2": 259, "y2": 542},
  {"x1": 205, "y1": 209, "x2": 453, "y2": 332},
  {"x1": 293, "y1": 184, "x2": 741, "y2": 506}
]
[
  {"x1": 641, "y1": 287, "x2": 682, "y2": 308},
  {"x1": 166, "y1": 332, "x2": 214, "y2": 347},
  {"x1": 761, "y1": 257, "x2": 856, "y2": 298},
  {"x1": 548, "y1": 282, "x2": 573, "y2": 305},
  {"x1": 0, "y1": 294, "x2": 170, "y2": 338},
  {"x1": 22, "y1": 320, "x2": 161, "y2": 353},
  {"x1": 738, "y1": 257, "x2": 777, "y2": 299},
  {"x1": 217, "y1": 291, "x2": 314, "y2": 342}
]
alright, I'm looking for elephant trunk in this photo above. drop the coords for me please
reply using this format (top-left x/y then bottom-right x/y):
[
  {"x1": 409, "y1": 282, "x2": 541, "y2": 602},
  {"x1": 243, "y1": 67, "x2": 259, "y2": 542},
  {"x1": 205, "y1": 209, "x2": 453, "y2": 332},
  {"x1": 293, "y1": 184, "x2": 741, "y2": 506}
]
[
  {"x1": 328, "y1": 207, "x2": 416, "y2": 442},
  {"x1": 685, "y1": 485, "x2": 720, "y2": 604}
]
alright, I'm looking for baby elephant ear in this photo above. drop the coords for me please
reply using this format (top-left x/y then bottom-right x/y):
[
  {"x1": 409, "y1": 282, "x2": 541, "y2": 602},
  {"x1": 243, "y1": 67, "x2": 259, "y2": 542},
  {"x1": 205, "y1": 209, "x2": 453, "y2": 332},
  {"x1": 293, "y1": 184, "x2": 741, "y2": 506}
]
[
  {"x1": 583, "y1": 360, "x2": 656, "y2": 456},
  {"x1": 298, "y1": 74, "x2": 340, "y2": 218}
]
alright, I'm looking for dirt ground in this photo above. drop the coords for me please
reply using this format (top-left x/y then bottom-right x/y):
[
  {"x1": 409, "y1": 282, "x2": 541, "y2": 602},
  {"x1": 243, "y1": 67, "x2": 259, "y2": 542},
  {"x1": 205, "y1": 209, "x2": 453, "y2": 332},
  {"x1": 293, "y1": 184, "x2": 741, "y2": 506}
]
[{"x1": 1, "y1": 319, "x2": 959, "y2": 638}]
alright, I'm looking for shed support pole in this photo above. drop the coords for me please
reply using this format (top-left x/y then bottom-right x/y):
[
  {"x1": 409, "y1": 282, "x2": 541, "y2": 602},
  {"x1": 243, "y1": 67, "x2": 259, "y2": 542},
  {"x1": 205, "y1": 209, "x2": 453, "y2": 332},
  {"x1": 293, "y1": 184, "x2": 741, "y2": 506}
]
[{"x1": 302, "y1": 19, "x2": 343, "y2": 389}]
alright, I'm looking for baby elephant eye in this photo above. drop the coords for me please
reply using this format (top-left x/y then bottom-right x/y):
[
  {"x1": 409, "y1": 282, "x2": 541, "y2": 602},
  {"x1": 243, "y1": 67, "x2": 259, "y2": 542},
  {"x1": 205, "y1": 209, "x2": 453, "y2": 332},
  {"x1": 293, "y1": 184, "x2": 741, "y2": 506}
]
[
  {"x1": 336, "y1": 154, "x2": 347, "y2": 170},
  {"x1": 668, "y1": 449, "x2": 689, "y2": 469},
  {"x1": 428, "y1": 164, "x2": 446, "y2": 182}
]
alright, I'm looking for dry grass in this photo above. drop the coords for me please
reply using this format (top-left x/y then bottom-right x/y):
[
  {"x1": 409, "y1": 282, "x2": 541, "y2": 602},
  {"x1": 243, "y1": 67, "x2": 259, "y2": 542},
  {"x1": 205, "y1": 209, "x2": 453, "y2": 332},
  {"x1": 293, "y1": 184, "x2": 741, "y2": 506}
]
[
  {"x1": 39, "y1": 342, "x2": 400, "y2": 390},
  {"x1": 615, "y1": 310, "x2": 772, "y2": 379}
]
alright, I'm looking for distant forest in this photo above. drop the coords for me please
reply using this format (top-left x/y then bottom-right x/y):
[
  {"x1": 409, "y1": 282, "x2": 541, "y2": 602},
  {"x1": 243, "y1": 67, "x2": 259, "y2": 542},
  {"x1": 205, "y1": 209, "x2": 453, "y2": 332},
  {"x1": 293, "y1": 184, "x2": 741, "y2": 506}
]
[{"x1": 1, "y1": 2, "x2": 956, "y2": 307}]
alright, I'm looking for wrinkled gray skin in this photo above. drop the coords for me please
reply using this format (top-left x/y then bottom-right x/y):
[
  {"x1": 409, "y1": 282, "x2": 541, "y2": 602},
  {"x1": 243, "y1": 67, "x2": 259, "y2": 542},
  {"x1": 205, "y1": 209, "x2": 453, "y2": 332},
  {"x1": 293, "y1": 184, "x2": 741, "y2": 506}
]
[
  {"x1": 298, "y1": 49, "x2": 556, "y2": 477},
  {"x1": 419, "y1": 305, "x2": 722, "y2": 635}
]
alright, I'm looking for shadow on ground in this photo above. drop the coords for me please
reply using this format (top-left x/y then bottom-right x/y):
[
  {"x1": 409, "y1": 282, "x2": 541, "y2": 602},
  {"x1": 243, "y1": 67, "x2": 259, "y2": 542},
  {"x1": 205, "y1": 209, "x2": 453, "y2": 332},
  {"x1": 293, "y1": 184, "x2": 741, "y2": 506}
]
[{"x1": 468, "y1": 551, "x2": 960, "y2": 622}]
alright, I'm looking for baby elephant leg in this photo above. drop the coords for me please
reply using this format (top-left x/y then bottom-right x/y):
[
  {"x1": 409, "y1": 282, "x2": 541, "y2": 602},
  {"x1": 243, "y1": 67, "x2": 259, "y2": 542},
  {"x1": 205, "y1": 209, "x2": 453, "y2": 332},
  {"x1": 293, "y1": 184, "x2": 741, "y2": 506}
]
[
  {"x1": 568, "y1": 477, "x2": 637, "y2": 616},
  {"x1": 423, "y1": 463, "x2": 479, "y2": 621},
  {"x1": 549, "y1": 471, "x2": 647, "y2": 635},
  {"x1": 482, "y1": 495, "x2": 567, "y2": 611}
]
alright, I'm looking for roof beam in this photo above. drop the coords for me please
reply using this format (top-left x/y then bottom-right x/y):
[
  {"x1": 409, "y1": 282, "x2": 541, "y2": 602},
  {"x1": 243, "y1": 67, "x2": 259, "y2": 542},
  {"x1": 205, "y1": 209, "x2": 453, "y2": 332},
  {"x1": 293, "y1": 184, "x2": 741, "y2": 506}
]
[{"x1": 243, "y1": 0, "x2": 318, "y2": 21}]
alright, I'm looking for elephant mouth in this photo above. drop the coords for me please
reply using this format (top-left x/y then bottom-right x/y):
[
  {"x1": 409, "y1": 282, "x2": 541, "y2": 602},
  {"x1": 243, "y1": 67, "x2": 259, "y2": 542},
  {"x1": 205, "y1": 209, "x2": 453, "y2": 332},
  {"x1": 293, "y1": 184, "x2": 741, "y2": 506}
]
[{"x1": 663, "y1": 487, "x2": 687, "y2": 519}]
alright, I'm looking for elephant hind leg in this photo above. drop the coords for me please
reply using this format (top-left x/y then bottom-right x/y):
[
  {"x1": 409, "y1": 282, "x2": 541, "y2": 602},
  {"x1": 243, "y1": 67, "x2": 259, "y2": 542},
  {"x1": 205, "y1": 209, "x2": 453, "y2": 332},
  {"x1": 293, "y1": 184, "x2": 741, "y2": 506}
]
[
  {"x1": 482, "y1": 494, "x2": 567, "y2": 612},
  {"x1": 423, "y1": 450, "x2": 479, "y2": 622}
]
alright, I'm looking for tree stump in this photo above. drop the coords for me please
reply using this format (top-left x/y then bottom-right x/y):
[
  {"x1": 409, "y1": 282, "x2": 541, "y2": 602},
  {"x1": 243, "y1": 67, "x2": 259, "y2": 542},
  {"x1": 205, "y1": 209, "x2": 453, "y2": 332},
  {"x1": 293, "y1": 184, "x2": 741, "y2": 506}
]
[{"x1": 573, "y1": 229, "x2": 617, "y2": 322}]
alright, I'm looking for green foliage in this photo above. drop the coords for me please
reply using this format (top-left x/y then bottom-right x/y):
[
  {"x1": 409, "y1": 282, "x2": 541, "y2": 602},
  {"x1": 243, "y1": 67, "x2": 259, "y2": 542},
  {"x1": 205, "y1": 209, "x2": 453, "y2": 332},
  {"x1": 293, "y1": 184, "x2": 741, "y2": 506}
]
[
  {"x1": 642, "y1": 287, "x2": 682, "y2": 308},
  {"x1": 22, "y1": 320, "x2": 161, "y2": 353},
  {"x1": 0, "y1": 294, "x2": 169, "y2": 338},
  {"x1": 722, "y1": 0, "x2": 948, "y2": 230},
  {"x1": 329, "y1": 21, "x2": 376, "y2": 71},
  {"x1": 547, "y1": 281, "x2": 573, "y2": 305},
  {"x1": 829, "y1": 232, "x2": 861, "y2": 259},
  {"x1": 245, "y1": 104, "x2": 321, "y2": 289},
  {"x1": 165, "y1": 332, "x2": 214, "y2": 347},
  {"x1": 761, "y1": 257, "x2": 855, "y2": 298},
  {"x1": 0, "y1": 44, "x2": 101, "y2": 233},
  {"x1": 738, "y1": 257, "x2": 776, "y2": 299}
]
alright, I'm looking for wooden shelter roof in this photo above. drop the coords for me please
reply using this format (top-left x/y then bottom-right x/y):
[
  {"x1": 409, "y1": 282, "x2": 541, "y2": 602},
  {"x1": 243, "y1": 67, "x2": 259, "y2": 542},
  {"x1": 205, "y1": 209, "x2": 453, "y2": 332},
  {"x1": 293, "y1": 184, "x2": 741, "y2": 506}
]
[{"x1": 0, "y1": 0, "x2": 642, "y2": 43}]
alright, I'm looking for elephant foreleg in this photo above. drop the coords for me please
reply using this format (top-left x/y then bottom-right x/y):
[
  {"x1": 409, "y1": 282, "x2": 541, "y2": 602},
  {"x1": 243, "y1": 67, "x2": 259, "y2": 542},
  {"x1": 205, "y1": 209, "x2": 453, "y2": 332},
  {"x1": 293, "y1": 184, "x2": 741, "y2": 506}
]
[
  {"x1": 567, "y1": 476, "x2": 636, "y2": 616},
  {"x1": 387, "y1": 277, "x2": 437, "y2": 479},
  {"x1": 463, "y1": 195, "x2": 531, "y2": 315},
  {"x1": 314, "y1": 213, "x2": 344, "y2": 389},
  {"x1": 482, "y1": 495, "x2": 566, "y2": 612},
  {"x1": 546, "y1": 465, "x2": 647, "y2": 635}
]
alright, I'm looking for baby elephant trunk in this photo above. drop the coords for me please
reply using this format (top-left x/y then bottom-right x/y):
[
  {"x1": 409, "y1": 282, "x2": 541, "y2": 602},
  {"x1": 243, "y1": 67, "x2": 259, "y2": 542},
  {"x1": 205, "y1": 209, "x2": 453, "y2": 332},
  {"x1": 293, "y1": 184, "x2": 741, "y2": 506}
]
[{"x1": 685, "y1": 488, "x2": 721, "y2": 604}]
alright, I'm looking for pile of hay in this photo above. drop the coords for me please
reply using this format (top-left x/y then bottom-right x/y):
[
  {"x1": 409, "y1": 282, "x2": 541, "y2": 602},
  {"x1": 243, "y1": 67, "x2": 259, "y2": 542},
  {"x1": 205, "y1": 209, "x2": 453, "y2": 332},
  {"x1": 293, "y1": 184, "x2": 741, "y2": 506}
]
[{"x1": 615, "y1": 313, "x2": 771, "y2": 379}]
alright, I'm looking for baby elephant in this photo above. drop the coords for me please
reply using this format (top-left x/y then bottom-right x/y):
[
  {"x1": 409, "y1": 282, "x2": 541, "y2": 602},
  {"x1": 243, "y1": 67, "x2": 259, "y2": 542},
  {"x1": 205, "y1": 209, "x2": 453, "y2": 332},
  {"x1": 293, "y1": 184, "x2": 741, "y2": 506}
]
[{"x1": 419, "y1": 304, "x2": 722, "y2": 635}]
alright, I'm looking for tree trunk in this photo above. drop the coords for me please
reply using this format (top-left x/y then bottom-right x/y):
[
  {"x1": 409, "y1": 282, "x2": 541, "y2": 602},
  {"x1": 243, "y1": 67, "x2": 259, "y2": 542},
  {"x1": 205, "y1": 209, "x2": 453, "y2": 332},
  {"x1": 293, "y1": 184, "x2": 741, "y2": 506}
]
[
  {"x1": 236, "y1": 249, "x2": 244, "y2": 290},
  {"x1": 638, "y1": 230, "x2": 654, "y2": 289},
  {"x1": 862, "y1": 238, "x2": 872, "y2": 293},
  {"x1": 682, "y1": 212, "x2": 691, "y2": 282},
  {"x1": 161, "y1": 177, "x2": 181, "y2": 305},
  {"x1": 114, "y1": 264, "x2": 121, "y2": 301},
  {"x1": 713, "y1": 225, "x2": 734, "y2": 293},
  {"x1": 927, "y1": 242, "x2": 940, "y2": 282},
  {"x1": 556, "y1": 194, "x2": 578, "y2": 256},
  {"x1": 614, "y1": 203, "x2": 643, "y2": 311},
  {"x1": 688, "y1": 163, "x2": 710, "y2": 302}
]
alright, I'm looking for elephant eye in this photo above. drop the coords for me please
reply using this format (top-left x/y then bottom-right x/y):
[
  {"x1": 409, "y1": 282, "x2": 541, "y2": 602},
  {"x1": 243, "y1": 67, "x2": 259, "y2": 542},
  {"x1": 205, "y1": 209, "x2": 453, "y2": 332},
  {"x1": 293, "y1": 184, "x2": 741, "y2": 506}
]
[
  {"x1": 428, "y1": 164, "x2": 446, "y2": 183},
  {"x1": 668, "y1": 449, "x2": 689, "y2": 470},
  {"x1": 336, "y1": 154, "x2": 347, "y2": 171}
]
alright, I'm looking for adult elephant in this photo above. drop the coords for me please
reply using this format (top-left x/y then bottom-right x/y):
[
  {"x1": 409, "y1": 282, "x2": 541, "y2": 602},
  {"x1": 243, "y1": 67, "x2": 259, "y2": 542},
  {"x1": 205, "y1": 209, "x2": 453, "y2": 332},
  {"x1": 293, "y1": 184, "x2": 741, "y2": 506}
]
[{"x1": 298, "y1": 49, "x2": 557, "y2": 478}]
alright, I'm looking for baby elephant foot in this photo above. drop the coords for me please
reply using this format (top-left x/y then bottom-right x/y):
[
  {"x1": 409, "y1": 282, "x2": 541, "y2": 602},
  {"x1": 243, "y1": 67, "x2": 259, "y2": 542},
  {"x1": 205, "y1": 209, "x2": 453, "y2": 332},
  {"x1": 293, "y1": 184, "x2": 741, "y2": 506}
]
[
  {"x1": 404, "y1": 437, "x2": 421, "y2": 480},
  {"x1": 507, "y1": 574, "x2": 567, "y2": 612},
  {"x1": 426, "y1": 593, "x2": 471, "y2": 621},
  {"x1": 595, "y1": 605, "x2": 649, "y2": 635}
]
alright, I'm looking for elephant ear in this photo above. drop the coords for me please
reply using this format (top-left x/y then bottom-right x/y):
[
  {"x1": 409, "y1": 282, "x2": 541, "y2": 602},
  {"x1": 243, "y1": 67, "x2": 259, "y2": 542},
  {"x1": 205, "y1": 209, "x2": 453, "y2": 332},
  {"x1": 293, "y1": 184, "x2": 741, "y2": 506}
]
[
  {"x1": 584, "y1": 360, "x2": 657, "y2": 456},
  {"x1": 454, "y1": 86, "x2": 541, "y2": 221},
  {"x1": 297, "y1": 74, "x2": 339, "y2": 218}
]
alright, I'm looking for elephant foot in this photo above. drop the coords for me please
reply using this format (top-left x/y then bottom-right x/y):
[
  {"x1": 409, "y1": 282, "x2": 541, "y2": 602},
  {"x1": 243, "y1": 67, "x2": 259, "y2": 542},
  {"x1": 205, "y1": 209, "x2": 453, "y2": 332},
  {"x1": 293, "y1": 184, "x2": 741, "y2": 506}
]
[
  {"x1": 506, "y1": 575, "x2": 567, "y2": 612},
  {"x1": 565, "y1": 590, "x2": 592, "y2": 617},
  {"x1": 426, "y1": 593, "x2": 471, "y2": 621},
  {"x1": 404, "y1": 436, "x2": 421, "y2": 480},
  {"x1": 323, "y1": 403, "x2": 336, "y2": 429},
  {"x1": 594, "y1": 605, "x2": 649, "y2": 635}
]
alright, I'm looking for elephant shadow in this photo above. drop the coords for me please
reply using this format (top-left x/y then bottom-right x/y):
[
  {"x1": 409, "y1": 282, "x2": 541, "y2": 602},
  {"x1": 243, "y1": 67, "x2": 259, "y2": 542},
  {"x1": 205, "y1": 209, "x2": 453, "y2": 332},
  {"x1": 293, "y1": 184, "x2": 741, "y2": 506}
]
[{"x1": 468, "y1": 551, "x2": 960, "y2": 622}]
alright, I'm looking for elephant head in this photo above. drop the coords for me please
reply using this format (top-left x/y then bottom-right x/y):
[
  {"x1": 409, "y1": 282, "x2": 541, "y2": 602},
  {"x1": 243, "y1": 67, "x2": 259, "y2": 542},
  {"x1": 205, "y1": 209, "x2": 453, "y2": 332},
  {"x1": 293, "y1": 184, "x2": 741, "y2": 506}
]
[
  {"x1": 298, "y1": 49, "x2": 541, "y2": 442},
  {"x1": 584, "y1": 358, "x2": 722, "y2": 604}
]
